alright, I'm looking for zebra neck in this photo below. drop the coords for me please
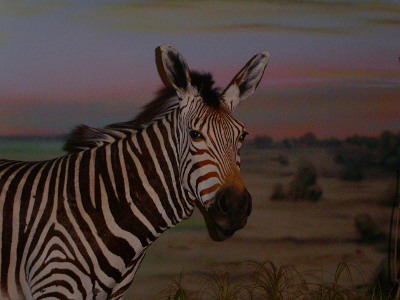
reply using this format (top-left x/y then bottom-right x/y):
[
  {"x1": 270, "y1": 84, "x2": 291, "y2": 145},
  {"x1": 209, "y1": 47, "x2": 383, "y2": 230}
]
[{"x1": 79, "y1": 119, "x2": 195, "y2": 253}]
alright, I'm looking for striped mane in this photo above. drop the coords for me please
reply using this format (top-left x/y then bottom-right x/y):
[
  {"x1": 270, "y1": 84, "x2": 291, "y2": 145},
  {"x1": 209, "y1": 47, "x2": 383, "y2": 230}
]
[{"x1": 63, "y1": 71, "x2": 221, "y2": 153}]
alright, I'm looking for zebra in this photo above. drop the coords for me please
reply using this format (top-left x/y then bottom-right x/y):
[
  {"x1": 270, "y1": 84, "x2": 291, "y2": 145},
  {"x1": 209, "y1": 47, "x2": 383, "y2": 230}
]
[{"x1": 0, "y1": 44, "x2": 269, "y2": 299}]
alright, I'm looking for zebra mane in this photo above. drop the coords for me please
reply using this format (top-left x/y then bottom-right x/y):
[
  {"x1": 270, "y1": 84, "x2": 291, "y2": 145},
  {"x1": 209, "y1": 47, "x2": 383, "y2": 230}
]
[{"x1": 64, "y1": 71, "x2": 221, "y2": 154}]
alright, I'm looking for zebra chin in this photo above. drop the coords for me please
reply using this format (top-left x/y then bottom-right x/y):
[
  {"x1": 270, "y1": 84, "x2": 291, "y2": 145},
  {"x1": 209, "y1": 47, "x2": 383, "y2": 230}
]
[{"x1": 198, "y1": 185, "x2": 252, "y2": 242}]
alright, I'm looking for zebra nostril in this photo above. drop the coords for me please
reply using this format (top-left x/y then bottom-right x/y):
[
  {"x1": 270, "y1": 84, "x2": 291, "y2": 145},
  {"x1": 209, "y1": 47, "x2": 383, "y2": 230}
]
[{"x1": 217, "y1": 194, "x2": 229, "y2": 214}]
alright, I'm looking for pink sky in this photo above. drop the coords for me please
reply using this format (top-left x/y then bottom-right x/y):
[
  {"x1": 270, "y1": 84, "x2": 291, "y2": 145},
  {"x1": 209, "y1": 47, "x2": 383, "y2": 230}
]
[{"x1": 0, "y1": 1, "x2": 399, "y2": 138}]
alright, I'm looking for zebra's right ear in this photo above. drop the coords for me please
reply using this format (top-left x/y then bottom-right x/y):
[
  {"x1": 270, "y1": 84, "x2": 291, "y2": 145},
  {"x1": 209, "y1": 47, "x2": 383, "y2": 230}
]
[
  {"x1": 222, "y1": 52, "x2": 270, "y2": 111},
  {"x1": 156, "y1": 44, "x2": 195, "y2": 102}
]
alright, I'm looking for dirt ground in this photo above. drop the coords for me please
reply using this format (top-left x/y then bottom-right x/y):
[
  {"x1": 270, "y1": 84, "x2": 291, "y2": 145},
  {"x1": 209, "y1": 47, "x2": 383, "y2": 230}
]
[{"x1": 125, "y1": 147, "x2": 394, "y2": 299}]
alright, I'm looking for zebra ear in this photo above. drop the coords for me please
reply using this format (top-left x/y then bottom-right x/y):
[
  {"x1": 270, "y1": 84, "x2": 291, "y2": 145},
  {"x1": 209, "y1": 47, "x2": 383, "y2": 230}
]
[
  {"x1": 156, "y1": 44, "x2": 194, "y2": 101},
  {"x1": 222, "y1": 52, "x2": 270, "y2": 111}
]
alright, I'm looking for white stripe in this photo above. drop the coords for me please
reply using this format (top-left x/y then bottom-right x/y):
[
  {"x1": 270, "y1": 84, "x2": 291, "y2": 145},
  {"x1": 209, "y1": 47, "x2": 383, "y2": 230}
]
[
  {"x1": 8, "y1": 163, "x2": 36, "y2": 299},
  {"x1": 126, "y1": 135, "x2": 172, "y2": 229},
  {"x1": 117, "y1": 140, "x2": 158, "y2": 239},
  {"x1": 89, "y1": 150, "x2": 96, "y2": 208},
  {"x1": 158, "y1": 118, "x2": 185, "y2": 217},
  {"x1": 31, "y1": 262, "x2": 86, "y2": 298},
  {"x1": 98, "y1": 172, "x2": 143, "y2": 254},
  {"x1": 71, "y1": 152, "x2": 124, "y2": 281},
  {"x1": 0, "y1": 163, "x2": 29, "y2": 299},
  {"x1": 142, "y1": 129, "x2": 179, "y2": 221},
  {"x1": 60, "y1": 155, "x2": 114, "y2": 288},
  {"x1": 26, "y1": 159, "x2": 59, "y2": 282},
  {"x1": 54, "y1": 223, "x2": 90, "y2": 275},
  {"x1": 28, "y1": 157, "x2": 63, "y2": 278},
  {"x1": 59, "y1": 156, "x2": 91, "y2": 274},
  {"x1": 131, "y1": 135, "x2": 142, "y2": 155},
  {"x1": 25, "y1": 162, "x2": 49, "y2": 231}
]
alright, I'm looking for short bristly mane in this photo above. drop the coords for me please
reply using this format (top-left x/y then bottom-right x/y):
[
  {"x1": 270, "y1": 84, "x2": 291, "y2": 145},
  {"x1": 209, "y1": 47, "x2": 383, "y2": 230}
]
[
  {"x1": 110, "y1": 70, "x2": 221, "y2": 129},
  {"x1": 63, "y1": 71, "x2": 221, "y2": 153}
]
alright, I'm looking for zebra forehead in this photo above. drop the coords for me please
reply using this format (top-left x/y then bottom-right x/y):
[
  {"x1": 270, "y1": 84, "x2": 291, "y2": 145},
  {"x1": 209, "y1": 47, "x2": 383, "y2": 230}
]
[{"x1": 190, "y1": 106, "x2": 244, "y2": 132}]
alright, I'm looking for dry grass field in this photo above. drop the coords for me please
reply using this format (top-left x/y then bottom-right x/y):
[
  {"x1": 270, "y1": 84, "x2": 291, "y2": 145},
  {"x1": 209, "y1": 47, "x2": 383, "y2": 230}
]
[{"x1": 126, "y1": 146, "x2": 395, "y2": 299}]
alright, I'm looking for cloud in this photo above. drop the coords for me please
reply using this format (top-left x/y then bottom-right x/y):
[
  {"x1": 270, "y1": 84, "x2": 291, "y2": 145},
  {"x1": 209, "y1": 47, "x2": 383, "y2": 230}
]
[
  {"x1": 208, "y1": 23, "x2": 351, "y2": 35},
  {"x1": 79, "y1": 1, "x2": 360, "y2": 34},
  {"x1": 369, "y1": 19, "x2": 400, "y2": 26},
  {"x1": 0, "y1": 0, "x2": 66, "y2": 17}
]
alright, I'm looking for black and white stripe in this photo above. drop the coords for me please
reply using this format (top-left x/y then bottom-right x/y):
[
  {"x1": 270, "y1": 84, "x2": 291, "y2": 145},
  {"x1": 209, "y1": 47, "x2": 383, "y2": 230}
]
[{"x1": 0, "y1": 44, "x2": 269, "y2": 299}]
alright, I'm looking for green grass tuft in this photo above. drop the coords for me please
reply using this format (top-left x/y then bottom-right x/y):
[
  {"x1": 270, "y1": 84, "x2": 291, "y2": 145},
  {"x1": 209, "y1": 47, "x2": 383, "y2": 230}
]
[{"x1": 163, "y1": 261, "x2": 391, "y2": 300}]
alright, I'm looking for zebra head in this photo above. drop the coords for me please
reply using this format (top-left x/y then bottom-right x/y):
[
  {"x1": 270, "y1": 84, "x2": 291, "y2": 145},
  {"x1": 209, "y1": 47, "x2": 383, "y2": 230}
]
[{"x1": 159, "y1": 45, "x2": 269, "y2": 241}]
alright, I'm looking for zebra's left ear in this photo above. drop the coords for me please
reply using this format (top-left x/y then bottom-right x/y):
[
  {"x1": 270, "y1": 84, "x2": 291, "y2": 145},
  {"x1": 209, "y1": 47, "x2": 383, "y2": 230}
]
[
  {"x1": 156, "y1": 44, "x2": 195, "y2": 104},
  {"x1": 222, "y1": 52, "x2": 270, "y2": 111}
]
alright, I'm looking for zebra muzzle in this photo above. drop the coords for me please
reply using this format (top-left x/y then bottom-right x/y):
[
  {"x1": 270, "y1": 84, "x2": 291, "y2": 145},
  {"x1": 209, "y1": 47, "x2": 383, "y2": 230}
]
[{"x1": 201, "y1": 185, "x2": 252, "y2": 242}]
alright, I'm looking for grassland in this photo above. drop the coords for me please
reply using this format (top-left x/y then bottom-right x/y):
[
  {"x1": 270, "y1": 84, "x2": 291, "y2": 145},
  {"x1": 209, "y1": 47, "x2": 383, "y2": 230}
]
[{"x1": 129, "y1": 147, "x2": 395, "y2": 299}]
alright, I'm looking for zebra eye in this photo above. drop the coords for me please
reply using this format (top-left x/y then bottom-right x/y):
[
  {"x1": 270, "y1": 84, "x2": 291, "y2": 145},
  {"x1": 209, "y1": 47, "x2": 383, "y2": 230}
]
[
  {"x1": 239, "y1": 131, "x2": 248, "y2": 142},
  {"x1": 189, "y1": 130, "x2": 205, "y2": 141}
]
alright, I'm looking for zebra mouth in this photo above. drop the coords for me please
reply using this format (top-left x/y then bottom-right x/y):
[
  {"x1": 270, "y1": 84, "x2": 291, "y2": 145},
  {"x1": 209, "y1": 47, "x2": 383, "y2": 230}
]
[
  {"x1": 214, "y1": 224, "x2": 235, "y2": 240},
  {"x1": 204, "y1": 219, "x2": 235, "y2": 242},
  {"x1": 196, "y1": 202, "x2": 236, "y2": 242}
]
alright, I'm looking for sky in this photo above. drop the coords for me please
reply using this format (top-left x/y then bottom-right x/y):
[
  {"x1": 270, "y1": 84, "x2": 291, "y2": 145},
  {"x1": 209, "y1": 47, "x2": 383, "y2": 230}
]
[{"x1": 0, "y1": 0, "x2": 399, "y2": 139}]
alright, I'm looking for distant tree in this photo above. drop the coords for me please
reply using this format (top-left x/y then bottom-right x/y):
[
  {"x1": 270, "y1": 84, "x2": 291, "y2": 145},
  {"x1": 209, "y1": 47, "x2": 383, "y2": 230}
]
[
  {"x1": 380, "y1": 131, "x2": 398, "y2": 152},
  {"x1": 298, "y1": 132, "x2": 318, "y2": 146},
  {"x1": 346, "y1": 134, "x2": 379, "y2": 149},
  {"x1": 252, "y1": 135, "x2": 273, "y2": 149},
  {"x1": 379, "y1": 130, "x2": 400, "y2": 170},
  {"x1": 345, "y1": 135, "x2": 363, "y2": 146},
  {"x1": 329, "y1": 130, "x2": 400, "y2": 178},
  {"x1": 282, "y1": 138, "x2": 296, "y2": 149},
  {"x1": 321, "y1": 137, "x2": 341, "y2": 147}
]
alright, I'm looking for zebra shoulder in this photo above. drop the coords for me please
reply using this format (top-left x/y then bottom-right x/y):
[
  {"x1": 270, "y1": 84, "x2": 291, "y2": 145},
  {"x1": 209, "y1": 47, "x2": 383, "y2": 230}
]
[{"x1": 63, "y1": 125, "x2": 129, "y2": 153}]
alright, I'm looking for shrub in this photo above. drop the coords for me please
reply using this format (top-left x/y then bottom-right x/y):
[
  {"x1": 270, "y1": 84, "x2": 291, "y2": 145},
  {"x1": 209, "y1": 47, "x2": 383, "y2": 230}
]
[
  {"x1": 354, "y1": 213, "x2": 385, "y2": 243},
  {"x1": 270, "y1": 183, "x2": 286, "y2": 201},
  {"x1": 286, "y1": 162, "x2": 323, "y2": 202},
  {"x1": 304, "y1": 185, "x2": 323, "y2": 202},
  {"x1": 270, "y1": 162, "x2": 323, "y2": 202},
  {"x1": 334, "y1": 144, "x2": 371, "y2": 181},
  {"x1": 270, "y1": 162, "x2": 322, "y2": 201},
  {"x1": 294, "y1": 162, "x2": 318, "y2": 186},
  {"x1": 379, "y1": 131, "x2": 400, "y2": 171},
  {"x1": 271, "y1": 154, "x2": 290, "y2": 166}
]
